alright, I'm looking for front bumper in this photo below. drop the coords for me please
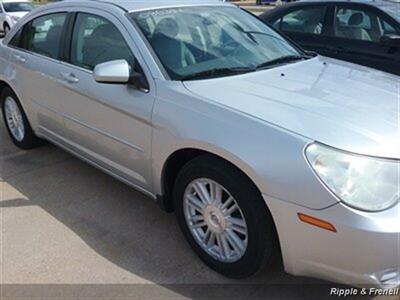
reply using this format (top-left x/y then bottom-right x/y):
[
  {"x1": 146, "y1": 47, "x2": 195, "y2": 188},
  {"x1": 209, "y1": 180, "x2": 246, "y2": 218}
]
[{"x1": 264, "y1": 194, "x2": 400, "y2": 288}]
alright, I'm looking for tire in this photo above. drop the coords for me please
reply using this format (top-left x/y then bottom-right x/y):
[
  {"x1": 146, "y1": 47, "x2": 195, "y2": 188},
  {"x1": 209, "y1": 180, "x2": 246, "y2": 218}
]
[
  {"x1": 1, "y1": 87, "x2": 42, "y2": 149},
  {"x1": 4, "y1": 23, "x2": 10, "y2": 35},
  {"x1": 173, "y1": 155, "x2": 278, "y2": 278}
]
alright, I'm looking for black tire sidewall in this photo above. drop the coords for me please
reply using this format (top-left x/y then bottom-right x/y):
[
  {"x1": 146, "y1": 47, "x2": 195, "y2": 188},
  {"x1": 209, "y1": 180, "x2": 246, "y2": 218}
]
[
  {"x1": 174, "y1": 155, "x2": 276, "y2": 278},
  {"x1": 4, "y1": 23, "x2": 10, "y2": 34},
  {"x1": 1, "y1": 88, "x2": 41, "y2": 149}
]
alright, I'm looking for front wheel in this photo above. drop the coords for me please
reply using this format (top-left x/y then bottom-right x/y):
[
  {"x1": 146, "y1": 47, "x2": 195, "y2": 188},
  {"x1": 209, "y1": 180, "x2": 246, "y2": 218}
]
[{"x1": 174, "y1": 155, "x2": 278, "y2": 278}]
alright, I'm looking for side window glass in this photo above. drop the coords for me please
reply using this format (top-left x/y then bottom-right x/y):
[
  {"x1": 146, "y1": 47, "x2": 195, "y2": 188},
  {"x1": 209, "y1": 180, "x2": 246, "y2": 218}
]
[
  {"x1": 70, "y1": 13, "x2": 134, "y2": 70},
  {"x1": 281, "y1": 7, "x2": 326, "y2": 35},
  {"x1": 9, "y1": 27, "x2": 23, "y2": 47},
  {"x1": 272, "y1": 18, "x2": 282, "y2": 30},
  {"x1": 380, "y1": 19, "x2": 398, "y2": 35},
  {"x1": 334, "y1": 7, "x2": 393, "y2": 42},
  {"x1": 25, "y1": 13, "x2": 67, "y2": 59}
]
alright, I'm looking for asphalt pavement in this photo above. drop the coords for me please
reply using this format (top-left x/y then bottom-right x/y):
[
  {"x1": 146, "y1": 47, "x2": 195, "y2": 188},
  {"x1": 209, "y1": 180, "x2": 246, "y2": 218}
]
[{"x1": 1, "y1": 112, "x2": 396, "y2": 299}]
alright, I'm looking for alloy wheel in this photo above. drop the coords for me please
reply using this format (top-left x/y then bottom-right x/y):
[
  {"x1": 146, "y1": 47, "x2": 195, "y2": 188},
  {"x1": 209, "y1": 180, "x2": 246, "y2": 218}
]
[
  {"x1": 183, "y1": 178, "x2": 248, "y2": 263},
  {"x1": 4, "y1": 96, "x2": 25, "y2": 142}
]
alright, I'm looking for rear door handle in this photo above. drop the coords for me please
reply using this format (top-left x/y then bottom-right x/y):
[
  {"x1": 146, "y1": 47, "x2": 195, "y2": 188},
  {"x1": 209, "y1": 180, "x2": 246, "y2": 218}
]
[
  {"x1": 13, "y1": 54, "x2": 26, "y2": 63},
  {"x1": 61, "y1": 72, "x2": 79, "y2": 84}
]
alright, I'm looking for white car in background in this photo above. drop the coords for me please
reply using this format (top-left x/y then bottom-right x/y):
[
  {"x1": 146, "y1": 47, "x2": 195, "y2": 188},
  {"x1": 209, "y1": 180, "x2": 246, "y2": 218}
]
[{"x1": 0, "y1": 0, "x2": 34, "y2": 35}]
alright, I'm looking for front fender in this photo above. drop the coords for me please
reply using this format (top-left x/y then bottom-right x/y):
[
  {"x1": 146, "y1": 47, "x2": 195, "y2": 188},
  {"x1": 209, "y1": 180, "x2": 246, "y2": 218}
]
[{"x1": 151, "y1": 80, "x2": 338, "y2": 210}]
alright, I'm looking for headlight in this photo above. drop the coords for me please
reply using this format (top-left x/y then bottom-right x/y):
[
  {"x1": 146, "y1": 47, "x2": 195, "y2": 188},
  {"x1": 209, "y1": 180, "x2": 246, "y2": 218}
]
[{"x1": 305, "y1": 143, "x2": 399, "y2": 211}]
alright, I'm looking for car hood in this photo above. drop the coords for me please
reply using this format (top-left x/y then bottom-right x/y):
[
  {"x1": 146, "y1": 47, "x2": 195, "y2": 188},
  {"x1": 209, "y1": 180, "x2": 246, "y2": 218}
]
[{"x1": 184, "y1": 56, "x2": 400, "y2": 159}]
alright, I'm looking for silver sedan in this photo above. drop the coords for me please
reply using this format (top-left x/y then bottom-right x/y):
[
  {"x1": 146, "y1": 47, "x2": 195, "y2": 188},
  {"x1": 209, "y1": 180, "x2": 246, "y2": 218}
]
[{"x1": 0, "y1": 0, "x2": 398, "y2": 288}]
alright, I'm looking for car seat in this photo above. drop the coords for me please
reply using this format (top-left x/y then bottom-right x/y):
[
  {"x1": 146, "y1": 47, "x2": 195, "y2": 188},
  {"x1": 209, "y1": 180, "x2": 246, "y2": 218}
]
[{"x1": 150, "y1": 18, "x2": 195, "y2": 71}]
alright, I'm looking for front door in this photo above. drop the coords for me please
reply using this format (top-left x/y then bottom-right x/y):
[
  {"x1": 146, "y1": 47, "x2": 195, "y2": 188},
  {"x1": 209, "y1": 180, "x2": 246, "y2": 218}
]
[{"x1": 56, "y1": 10, "x2": 155, "y2": 191}]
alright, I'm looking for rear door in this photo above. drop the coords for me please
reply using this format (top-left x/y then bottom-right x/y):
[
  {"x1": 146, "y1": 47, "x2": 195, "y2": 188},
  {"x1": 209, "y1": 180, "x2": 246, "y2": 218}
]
[
  {"x1": 324, "y1": 3, "x2": 400, "y2": 74},
  {"x1": 7, "y1": 11, "x2": 69, "y2": 137},
  {"x1": 270, "y1": 4, "x2": 331, "y2": 55}
]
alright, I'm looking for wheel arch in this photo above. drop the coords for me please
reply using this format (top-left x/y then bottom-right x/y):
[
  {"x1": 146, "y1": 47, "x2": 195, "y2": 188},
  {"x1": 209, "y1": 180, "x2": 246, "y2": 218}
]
[
  {"x1": 0, "y1": 77, "x2": 27, "y2": 98},
  {"x1": 0, "y1": 79, "x2": 32, "y2": 127},
  {"x1": 160, "y1": 147, "x2": 265, "y2": 213},
  {"x1": 0, "y1": 80, "x2": 23, "y2": 106},
  {"x1": 0, "y1": 80, "x2": 13, "y2": 101},
  {"x1": 159, "y1": 146, "x2": 283, "y2": 263}
]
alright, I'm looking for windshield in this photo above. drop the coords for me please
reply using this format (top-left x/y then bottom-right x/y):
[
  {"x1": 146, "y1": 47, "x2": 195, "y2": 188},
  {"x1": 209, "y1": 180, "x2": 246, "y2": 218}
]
[
  {"x1": 3, "y1": 2, "x2": 34, "y2": 12},
  {"x1": 130, "y1": 6, "x2": 303, "y2": 80}
]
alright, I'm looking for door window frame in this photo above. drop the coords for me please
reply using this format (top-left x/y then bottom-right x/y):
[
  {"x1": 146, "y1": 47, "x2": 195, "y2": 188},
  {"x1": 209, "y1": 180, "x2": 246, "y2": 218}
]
[
  {"x1": 272, "y1": 4, "x2": 331, "y2": 37},
  {"x1": 328, "y1": 3, "x2": 400, "y2": 44},
  {"x1": 24, "y1": 12, "x2": 69, "y2": 60},
  {"x1": 5, "y1": 7, "x2": 153, "y2": 92},
  {"x1": 65, "y1": 12, "x2": 136, "y2": 72},
  {"x1": 6, "y1": 11, "x2": 70, "y2": 64},
  {"x1": 62, "y1": 9, "x2": 151, "y2": 92}
]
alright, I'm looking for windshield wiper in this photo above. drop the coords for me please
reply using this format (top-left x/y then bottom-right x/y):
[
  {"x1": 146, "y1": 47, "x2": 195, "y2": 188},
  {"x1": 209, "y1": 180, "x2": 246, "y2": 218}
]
[
  {"x1": 178, "y1": 55, "x2": 311, "y2": 81},
  {"x1": 242, "y1": 30, "x2": 288, "y2": 44},
  {"x1": 254, "y1": 55, "x2": 311, "y2": 71},
  {"x1": 230, "y1": 21, "x2": 288, "y2": 44},
  {"x1": 179, "y1": 67, "x2": 254, "y2": 81}
]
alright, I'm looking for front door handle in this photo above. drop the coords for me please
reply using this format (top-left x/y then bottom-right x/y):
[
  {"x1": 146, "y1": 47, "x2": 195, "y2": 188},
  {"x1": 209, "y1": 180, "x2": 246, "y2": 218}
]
[
  {"x1": 61, "y1": 72, "x2": 79, "y2": 84},
  {"x1": 13, "y1": 54, "x2": 26, "y2": 63}
]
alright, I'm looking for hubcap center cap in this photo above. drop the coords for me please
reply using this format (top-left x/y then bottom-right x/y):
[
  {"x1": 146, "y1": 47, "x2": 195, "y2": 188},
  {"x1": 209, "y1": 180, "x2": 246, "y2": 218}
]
[
  {"x1": 210, "y1": 213, "x2": 220, "y2": 227},
  {"x1": 204, "y1": 206, "x2": 226, "y2": 233}
]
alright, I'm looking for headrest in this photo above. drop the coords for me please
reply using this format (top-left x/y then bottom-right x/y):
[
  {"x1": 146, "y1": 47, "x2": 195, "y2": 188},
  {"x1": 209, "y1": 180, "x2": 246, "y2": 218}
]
[
  {"x1": 46, "y1": 25, "x2": 63, "y2": 40},
  {"x1": 92, "y1": 24, "x2": 119, "y2": 40},
  {"x1": 348, "y1": 13, "x2": 364, "y2": 26},
  {"x1": 154, "y1": 18, "x2": 179, "y2": 38}
]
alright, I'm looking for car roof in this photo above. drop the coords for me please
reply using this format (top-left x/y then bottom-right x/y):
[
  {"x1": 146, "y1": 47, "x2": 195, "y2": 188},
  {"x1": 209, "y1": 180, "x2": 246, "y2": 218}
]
[
  {"x1": 262, "y1": 0, "x2": 399, "y2": 21},
  {"x1": 296, "y1": 0, "x2": 399, "y2": 10},
  {"x1": 59, "y1": 0, "x2": 232, "y2": 12}
]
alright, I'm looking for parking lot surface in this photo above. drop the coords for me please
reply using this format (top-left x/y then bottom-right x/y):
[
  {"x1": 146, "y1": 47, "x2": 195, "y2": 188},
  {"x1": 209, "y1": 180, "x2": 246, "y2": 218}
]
[
  {"x1": 0, "y1": 117, "x2": 395, "y2": 300},
  {"x1": 0, "y1": 115, "x2": 317, "y2": 296}
]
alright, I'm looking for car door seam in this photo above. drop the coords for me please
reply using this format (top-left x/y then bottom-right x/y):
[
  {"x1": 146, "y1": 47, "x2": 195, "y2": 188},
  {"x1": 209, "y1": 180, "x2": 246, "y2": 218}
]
[{"x1": 62, "y1": 113, "x2": 144, "y2": 153}]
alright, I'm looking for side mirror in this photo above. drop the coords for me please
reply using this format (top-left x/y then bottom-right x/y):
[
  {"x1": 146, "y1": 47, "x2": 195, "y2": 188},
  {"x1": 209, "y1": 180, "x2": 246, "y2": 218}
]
[
  {"x1": 93, "y1": 60, "x2": 149, "y2": 91},
  {"x1": 380, "y1": 34, "x2": 400, "y2": 47},
  {"x1": 93, "y1": 60, "x2": 130, "y2": 84}
]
